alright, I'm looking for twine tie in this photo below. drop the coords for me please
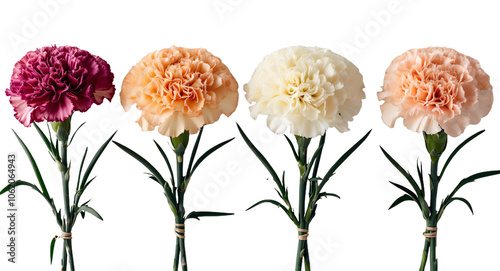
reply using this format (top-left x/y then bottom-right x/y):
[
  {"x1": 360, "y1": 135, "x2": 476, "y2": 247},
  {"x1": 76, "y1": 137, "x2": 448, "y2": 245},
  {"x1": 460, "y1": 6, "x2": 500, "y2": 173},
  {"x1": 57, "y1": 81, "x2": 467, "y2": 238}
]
[
  {"x1": 423, "y1": 227, "x2": 437, "y2": 241},
  {"x1": 56, "y1": 232, "x2": 72, "y2": 240},
  {"x1": 175, "y1": 224, "x2": 185, "y2": 239},
  {"x1": 298, "y1": 228, "x2": 309, "y2": 241}
]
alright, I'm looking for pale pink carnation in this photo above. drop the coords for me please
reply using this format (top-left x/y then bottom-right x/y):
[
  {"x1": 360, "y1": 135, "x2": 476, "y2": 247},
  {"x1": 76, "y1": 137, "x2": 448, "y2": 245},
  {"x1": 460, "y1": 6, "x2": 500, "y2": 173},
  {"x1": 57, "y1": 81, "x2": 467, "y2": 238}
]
[{"x1": 378, "y1": 47, "x2": 493, "y2": 137}]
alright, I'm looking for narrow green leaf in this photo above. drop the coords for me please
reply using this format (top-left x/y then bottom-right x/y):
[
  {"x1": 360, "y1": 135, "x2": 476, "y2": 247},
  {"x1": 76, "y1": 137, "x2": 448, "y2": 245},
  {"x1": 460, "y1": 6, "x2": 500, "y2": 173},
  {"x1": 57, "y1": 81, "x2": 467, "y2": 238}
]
[
  {"x1": 50, "y1": 237, "x2": 56, "y2": 264},
  {"x1": 237, "y1": 124, "x2": 284, "y2": 194},
  {"x1": 80, "y1": 132, "x2": 117, "y2": 190},
  {"x1": 440, "y1": 130, "x2": 484, "y2": 179},
  {"x1": 188, "y1": 137, "x2": 234, "y2": 179},
  {"x1": 450, "y1": 170, "x2": 500, "y2": 199},
  {"x1": 416, "y1": 160, "x2": 425, "y2": 198},
  {"x1": 304, "y1": 139, "x2": 325, "y2": 180},
  {"x1": 281, "y1": 171, "x2": 286, "y2": 191},
  {"x1": 163, "y1": 187, "x2": 178, "y2": 215},
  {"x1": 56, "y1": 209, "x2": 62, "y2": 227},
  {"x1": 318, "y1": 192, "x2": 341, "y2": 200},
  {"x1": 309, "y1": 177, "x2": 322, "y2": 182},
  {"x1": 153, "y1": 139, "x2": 175, "y2": 188},
  {"x1": 113, "y1": 140, "x2": 177, "y2": 210},
  {"x1": 76, "y1": 147, "x2": 88, "y2": 191},
  {"x1": 246, "y1": 199, "x2": 298, "y2": 225},
  {"x1": 12, "y1": 130, "x2": 50, "y2": 198},
  {"x1": 55, "y1": 134, "x2": 59, "y2": 154},
  {"x1": 311, "y1": 134, "x2": 326, "y2": 178},
  {"x1": 81, "y1": 176, "x2": 96, "y2": 194},
  {"x1": 389, "y1": 194, "x2": 414, "y2": 210},
  {"x1": 113, "y1": 141, "x2": 167, "y2": 187},
  {"x1": 389, "y1": 181, "x2": 421, "y2": 210},
  {"x1": 186, "y1": 126, "x2": 203, "y2": 178},
  {"x1": 185, "y1": 211, "x2": 233, "y2": 220},
  {"x1": 380, "y1": 146, "x2": 422, "y2": 198},
  {"x1": 310, "y1": 179, "x2": 319, "y2": 200},
  {"x1": 33, "y1": 123, "x2": 57, "y2": 159},
  {"x1": 0, "y1": 180, "x2": 59, "y2": 226},
  {"x1": 450, "y1": 197, "x2": 474, "y2": 215},
  {"x1": 246, "y1": 199, "x2": 283, "y2": 212},
  {"x1": 284, "y1": 135, "x2": 299, "y2": 161},
  {"x1": 80, "y1": 199, "x2": 91, "y2": 207},
  {"x1": 79, "y1": 205, "x2": 103, "y2": 220},
  {"x1": 0, "y1": 180, "x2": 42, "y2": 195},
  {"x1": 306, "y1": 180, "x2": 320, "y2": 222},
  {"x1": 68, "y1": 122, "x2": 86, "y2": 146},
  {"x1": 166, "y1": 197, "x2": 179, "y2": 218},
  {"x1": 319, "y1": 130, "x2": 371, "y2": 191},
  {"x1": 46, "y1": 123, "x2": 56, "y2": 156},
  {"x1": 146, "y1": 173, "x2": 161, "y2": 185},
  {"x1": 438, "y1": 197, "x2": 474, "y2": 221},
  {"x1": 389, "y1": 181, "x2": 430, "y2": 219}
]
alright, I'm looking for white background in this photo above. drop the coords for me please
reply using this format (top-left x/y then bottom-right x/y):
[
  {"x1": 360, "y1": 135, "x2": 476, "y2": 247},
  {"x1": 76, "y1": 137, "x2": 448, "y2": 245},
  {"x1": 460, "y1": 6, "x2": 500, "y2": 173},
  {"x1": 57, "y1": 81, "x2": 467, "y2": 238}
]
[{"x1": 1, "y1": 0, "x2": 500, "y2": 270}]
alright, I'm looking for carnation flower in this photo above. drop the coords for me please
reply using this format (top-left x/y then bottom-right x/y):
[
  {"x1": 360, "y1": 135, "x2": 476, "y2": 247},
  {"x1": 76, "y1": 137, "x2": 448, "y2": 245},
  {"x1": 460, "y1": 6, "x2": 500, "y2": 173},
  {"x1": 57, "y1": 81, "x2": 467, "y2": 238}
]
[
  {"x1": 378, "y1": 47, "x2": 493, "y2": 137},
  {"x1": 120, "y1": 46, "x2": 239, "y2": 138},
  {"x1": 6, "y1": 45, "x2": 115, "y2": 126},
  {"x1": 244, "y1": 46, "x2": 365, "y2": 138}
]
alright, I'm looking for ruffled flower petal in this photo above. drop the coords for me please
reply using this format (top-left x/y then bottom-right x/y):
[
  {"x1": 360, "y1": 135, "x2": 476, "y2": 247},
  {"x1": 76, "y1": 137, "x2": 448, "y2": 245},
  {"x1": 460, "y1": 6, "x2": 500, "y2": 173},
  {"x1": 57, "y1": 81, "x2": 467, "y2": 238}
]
[
  {"x1": 157, "y1": 111, "x2": 205, "y2": 137},
  {"x1": 5, "y1": 45, "x2": 115, "y2": 126},
  {"x1": 379, "y1": 47, "x2": 492, "y2": 137},
  {"x1": 244, "y1": 46, "x2": 365, "y2": 138},
  {"x1": 9, "y1": 95, "x2": 34, "y2": 127},
  {"x1": 402, "y1": 114, "x2": 441, "y2": 134},
  {"x1": 121, "y1": 46, "x2": 239, "y2": 137}
]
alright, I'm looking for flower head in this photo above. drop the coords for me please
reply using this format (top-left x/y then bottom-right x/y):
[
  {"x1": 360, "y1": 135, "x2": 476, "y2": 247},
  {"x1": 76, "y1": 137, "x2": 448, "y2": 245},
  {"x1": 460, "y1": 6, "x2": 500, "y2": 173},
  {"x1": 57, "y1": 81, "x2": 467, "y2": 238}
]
[
  {"x1": 244, "y1": 46, "x2": 365, "y2": 138},
  {"x1": 121, "y1": 46, "x2": 239, "y2": 137},
  {"x1": 6, "y1": 45, "x2": 115, "y2": 126},
  {"x1": 378, "y1": 47, "x2": 493, "y2": 137}
]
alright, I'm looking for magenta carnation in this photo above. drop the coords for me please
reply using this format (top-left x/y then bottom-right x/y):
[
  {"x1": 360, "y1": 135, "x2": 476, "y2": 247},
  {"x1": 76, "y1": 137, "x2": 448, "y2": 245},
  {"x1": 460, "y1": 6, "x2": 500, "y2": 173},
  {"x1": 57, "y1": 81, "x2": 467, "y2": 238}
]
[{"x1": 6, "y1": 45, "x2": 115, "y2": 126}]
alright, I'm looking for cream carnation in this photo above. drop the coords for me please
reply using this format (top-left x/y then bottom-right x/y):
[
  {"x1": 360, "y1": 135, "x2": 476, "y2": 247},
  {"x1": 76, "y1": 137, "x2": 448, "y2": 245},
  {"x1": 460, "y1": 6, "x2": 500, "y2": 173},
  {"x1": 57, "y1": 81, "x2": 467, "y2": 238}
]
[
  {"x1": 244, "y1": 46, "x2": 365, "y2": 138},
  {"x1": 378, "y1": 47, "x2": 493, "y2": 137},
  {"x1": 121, "y1": 46, "x2": 238, "y2": 137}
]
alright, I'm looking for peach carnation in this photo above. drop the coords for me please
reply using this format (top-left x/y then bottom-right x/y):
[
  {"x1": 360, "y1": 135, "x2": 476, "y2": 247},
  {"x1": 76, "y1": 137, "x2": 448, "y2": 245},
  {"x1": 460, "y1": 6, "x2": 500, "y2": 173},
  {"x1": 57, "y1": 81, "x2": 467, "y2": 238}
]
[
  {"x1": 378, "y1": 47, "x2": 493, "y2": 137},
  {"x1": 121, "y1": 46, "x2": 238, "y2": 137}
]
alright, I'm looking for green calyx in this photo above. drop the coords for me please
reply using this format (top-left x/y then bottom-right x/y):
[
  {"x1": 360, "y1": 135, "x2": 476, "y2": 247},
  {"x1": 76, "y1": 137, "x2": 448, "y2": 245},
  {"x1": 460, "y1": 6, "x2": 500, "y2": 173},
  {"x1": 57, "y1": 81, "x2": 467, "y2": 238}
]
[
  {"x1": 171, "y1": 130, "x2": 190, "y2": 156},
  {"x1": 51, "y1": 116, "x2": 72, "y2": 143},
  {"x1": 424, "y1": 130, "x2": 448, "y2": 163},
  {"x1": 295, "y1": 135, "x2": 311, "y2": 172}
]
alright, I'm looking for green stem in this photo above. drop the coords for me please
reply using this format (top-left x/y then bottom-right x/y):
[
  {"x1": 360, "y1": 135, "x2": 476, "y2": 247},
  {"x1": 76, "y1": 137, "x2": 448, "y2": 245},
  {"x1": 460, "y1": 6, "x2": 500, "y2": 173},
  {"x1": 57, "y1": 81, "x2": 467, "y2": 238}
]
[
  {"x1": 419, "y1": 238, "x2": 430, "y2": 271},
  {"x1": 173, "y1": 237, "x2": 180, "y2": 271},
  {"x1": 304, "y1": 241, "x2": 311, "y2": 271},
  {"x1": 66, "y1": 239, "x2": 75, "y2": 271},
  {"x1": 295, "y1": 180, "x2": 307, "y2": 271},
  {"x1": 176, "y1": 219, "x2": 187, "y2": 271},
  {"x1": 429, "y1": 160, "x2": 439, "y2": 271},
  {"x1": 60, "y1": 140, "x2": 75, "y2": 271},
  {"x1": 176, "y1": 154, "x2": 188, "y2": 271},
  {"x1": 295, "y1": 138, "x2": 309, "y2": 271},
  {"x1": 61, "y1": 242, "x2": 67, "y2": 271}
]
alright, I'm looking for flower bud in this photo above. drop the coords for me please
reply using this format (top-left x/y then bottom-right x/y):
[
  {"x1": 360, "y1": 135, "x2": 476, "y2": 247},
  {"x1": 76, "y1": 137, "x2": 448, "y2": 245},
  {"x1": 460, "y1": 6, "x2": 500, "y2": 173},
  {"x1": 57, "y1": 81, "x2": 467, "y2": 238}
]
[
  {"x1": 171, "y1": 130, "x2": 190, "y2": 156},
  {"x1": 424, "y1": 130, "x2": 447, "y2": 163},
  {"x1": 51, "y1": 116, "x2": 72, "y2": 143}
]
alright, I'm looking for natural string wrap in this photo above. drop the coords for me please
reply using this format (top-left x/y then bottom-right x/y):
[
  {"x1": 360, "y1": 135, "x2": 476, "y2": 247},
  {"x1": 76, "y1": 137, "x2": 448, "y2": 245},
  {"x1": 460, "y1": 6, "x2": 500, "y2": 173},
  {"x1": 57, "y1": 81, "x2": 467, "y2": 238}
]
[
  {"x1": 56, "y1": 232, "x2": 72, "y2": 240},
  {"x1": 298, "y1": 228, "x2": 309, "y2": 241},
  {"x1": 423, "y1": 227, "x2": 437, "y2": 241},
  {"x1": 175, "y1": 224, "x2": 185, "y2": 239}
]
